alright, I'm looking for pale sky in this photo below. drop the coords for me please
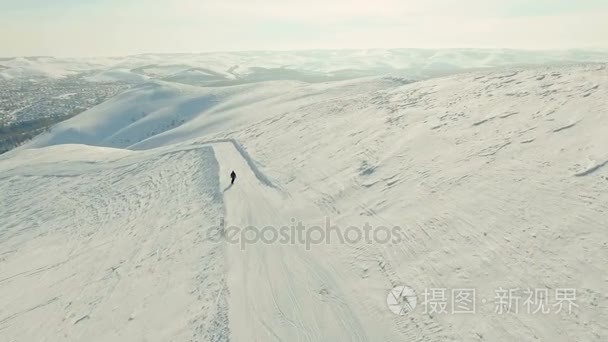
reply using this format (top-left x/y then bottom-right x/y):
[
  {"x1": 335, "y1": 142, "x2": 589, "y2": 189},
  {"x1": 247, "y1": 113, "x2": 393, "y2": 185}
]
[{"x1": 1, "y1": 0, "x2": 607, "y2": 57}]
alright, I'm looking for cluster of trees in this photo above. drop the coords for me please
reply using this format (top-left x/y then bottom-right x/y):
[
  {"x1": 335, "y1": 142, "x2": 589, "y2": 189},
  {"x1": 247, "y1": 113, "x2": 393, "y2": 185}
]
[{"x1": 0, "y1": 116, "x2": 68, "y2": 154}]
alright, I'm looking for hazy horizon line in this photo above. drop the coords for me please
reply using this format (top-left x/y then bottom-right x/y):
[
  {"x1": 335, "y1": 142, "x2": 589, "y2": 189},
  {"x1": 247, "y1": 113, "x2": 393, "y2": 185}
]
[{"x1": 2, "y1": 46, "x2": 608, "y2": 60}]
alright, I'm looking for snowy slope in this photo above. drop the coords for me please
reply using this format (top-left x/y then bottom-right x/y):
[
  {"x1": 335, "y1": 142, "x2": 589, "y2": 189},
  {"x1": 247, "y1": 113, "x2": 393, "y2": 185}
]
[
  {"x1": 1, "y1": 63, "x2": 608, "y2": 341},
  {"x1": 0, "y1": 144, "x2": 227, "y2": 341},
  {"x1": 25, "y1": 77, "x2": 402, "y2": 150},
  {"x1": 85, "y1": 69, "x2": 150, "y2": 83},
  {"x1": 226, "y1": 64, "x2": 608, "y2": 341}
]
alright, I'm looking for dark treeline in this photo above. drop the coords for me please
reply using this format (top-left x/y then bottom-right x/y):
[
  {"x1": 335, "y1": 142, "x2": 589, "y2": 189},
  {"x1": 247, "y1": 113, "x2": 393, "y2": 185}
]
[{"x1": 0, "y1": 116, "x2": 70, "y2": 154}]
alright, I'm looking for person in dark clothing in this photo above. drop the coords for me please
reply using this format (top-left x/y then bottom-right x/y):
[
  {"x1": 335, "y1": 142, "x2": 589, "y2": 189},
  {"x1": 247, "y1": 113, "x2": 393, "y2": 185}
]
[{"x1": 230, "y1": 171, "x2": 237, "y2": 184}]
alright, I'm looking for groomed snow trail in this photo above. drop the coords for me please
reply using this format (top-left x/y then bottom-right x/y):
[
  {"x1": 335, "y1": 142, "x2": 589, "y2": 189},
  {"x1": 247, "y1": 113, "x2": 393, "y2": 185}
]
[{"x1": 214, "y1": 142, "x2": 373, "y2": 342}]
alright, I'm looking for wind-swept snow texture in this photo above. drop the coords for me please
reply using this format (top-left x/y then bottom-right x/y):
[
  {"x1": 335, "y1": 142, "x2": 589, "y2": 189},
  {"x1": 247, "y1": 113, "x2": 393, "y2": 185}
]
[
  {"x1": 2, "y1": 63, "x2": 608, "y2": 341},
  {"x1": 0, "y1": 145, "x2": 228, "y2": 341}
]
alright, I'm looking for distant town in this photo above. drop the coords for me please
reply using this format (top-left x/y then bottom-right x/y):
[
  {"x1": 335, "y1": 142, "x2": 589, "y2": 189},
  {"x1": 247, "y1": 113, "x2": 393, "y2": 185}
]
[{"x1": 0, "y1": 75, "x2": 132, "y2": 153}]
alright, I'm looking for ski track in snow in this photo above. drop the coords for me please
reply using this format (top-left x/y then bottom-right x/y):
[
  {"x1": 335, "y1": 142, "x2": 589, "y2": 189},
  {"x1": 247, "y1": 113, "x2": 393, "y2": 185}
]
[{"x1": 215, "y1": 142, "x2": 374, "y2": 341}]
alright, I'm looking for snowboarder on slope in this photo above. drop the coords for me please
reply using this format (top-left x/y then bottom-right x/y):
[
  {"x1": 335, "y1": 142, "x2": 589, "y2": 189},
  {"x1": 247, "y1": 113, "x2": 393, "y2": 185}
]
[{"x1": 230, "y1": 171, "x2": 237, "y2": 184}]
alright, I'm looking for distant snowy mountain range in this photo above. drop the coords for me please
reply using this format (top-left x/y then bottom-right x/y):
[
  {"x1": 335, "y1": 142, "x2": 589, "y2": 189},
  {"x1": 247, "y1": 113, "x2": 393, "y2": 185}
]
[{"x1": 1, "y1": 49, "x2": 607, "y2": 84}]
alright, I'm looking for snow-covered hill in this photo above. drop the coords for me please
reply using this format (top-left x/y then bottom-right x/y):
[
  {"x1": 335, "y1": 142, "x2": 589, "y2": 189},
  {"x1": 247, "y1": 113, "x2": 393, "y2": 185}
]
[
  {"x1": 2, "y1": 49, "x2": 608, "y2": 83},
  {"x1": 1, "y1": 63, "x2": 607, "y2": 341}
]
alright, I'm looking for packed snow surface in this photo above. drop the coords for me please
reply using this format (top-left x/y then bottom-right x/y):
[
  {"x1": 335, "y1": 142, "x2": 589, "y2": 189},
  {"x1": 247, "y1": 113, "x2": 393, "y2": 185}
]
[{"x1": 1, "y1": 63, "x2": 607, "y2": 341}]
